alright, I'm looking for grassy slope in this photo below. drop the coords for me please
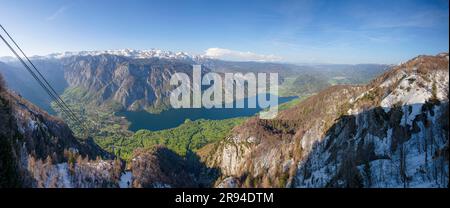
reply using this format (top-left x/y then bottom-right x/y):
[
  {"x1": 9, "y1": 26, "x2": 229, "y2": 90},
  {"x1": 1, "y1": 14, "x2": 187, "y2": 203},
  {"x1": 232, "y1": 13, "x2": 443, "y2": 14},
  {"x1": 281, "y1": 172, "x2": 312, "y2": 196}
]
[
  {"x1": 56, "y1": 86, "x2": 248, "y2": 161},
  {"x1": 94, "y1": 117, "x2": 246, "y2": 161}
]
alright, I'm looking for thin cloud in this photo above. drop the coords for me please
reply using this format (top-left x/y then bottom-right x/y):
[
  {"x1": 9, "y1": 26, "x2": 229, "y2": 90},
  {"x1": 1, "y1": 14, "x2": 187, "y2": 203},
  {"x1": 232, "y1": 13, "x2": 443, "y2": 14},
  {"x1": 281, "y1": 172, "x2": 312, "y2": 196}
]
[
  {"x1": 46, "y1": 5, "x2": 69, "y2": 21},
  {"x1": 204, "y1": 48, "x2": 282, "y2": 62},
  {"x1": 351, "y1": 4, "x2": 448, "y2": 30}
]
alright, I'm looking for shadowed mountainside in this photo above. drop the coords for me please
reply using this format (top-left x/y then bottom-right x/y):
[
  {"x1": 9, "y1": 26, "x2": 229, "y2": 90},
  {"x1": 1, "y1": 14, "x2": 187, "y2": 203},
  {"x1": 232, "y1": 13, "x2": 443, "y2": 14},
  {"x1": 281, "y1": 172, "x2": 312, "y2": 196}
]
[{"x1": 201, "y1": 53, "x2": 449, "y2": 188}]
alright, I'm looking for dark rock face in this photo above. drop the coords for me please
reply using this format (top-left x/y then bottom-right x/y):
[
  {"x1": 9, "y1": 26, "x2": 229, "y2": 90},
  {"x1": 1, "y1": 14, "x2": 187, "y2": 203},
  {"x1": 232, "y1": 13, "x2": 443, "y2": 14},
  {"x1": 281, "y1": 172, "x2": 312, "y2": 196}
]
[
  {"x1": 130, "y1": 146, "x2": 198, "y2": 188},
  {"x1": 296, "y1": 102, "x2": 448, "y2": 188}
]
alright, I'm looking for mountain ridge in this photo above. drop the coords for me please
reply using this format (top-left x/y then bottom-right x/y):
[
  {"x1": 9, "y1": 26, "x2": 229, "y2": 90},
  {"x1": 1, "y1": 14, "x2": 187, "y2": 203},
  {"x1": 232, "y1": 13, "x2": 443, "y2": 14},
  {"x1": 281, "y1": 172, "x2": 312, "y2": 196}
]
[
  {"x1": 1, "y1": 52, "x2": 448, "y2": 188},
  {"x1": 0, "y1": 49, "x2": 389, "y2": 115},
  {"x1": 201, "y1": 53, "x2": 449, "y2": 188},
  {"x1": 0, "y1": 75, "x2": 120, "y2": 187}
]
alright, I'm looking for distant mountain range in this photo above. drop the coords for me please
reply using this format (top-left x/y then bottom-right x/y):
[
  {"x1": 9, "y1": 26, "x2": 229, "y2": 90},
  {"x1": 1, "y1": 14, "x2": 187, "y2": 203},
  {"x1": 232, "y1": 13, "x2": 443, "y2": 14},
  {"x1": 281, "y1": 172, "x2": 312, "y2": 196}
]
[
  {"x1": 1, "y1": 49, "x2": 195, "y2": 61},
  {"x1": 0, "y1": 49, "x2": 389, "y2": 114},
  {"x1": 0, "y1": 52, "x2": 448, "y2": 188}
]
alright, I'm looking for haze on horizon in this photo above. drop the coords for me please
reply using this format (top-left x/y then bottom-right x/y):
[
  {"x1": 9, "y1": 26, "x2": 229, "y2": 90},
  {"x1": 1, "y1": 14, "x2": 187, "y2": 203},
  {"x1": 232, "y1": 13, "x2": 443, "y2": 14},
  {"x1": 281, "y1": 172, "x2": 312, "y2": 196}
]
[{"x1": 0, "y1": 0, "x2": 448, "y2": 64}]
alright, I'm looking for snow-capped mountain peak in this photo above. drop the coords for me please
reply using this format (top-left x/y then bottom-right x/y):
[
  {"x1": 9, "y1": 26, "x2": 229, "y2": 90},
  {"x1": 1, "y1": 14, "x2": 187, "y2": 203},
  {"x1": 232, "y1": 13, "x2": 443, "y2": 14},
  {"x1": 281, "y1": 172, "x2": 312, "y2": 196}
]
[{"x1": 30, "y1": 49, "x2": 194, "y2": 60}]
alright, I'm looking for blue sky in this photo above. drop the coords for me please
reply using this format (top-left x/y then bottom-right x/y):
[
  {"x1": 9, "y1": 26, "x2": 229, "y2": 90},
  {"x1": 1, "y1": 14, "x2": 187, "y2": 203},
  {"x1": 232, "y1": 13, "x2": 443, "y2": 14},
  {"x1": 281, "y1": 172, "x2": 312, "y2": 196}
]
[{"x1": 0, "y1": 0, "x2": 448, "y2": 64}]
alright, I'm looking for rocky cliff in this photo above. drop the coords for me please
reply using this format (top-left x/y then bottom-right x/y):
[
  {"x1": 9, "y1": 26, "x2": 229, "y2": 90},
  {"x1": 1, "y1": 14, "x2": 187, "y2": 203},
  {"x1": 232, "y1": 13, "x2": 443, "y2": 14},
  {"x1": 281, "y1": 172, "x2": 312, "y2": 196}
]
[
  {"x1": 130, "y1": 146, "x2": 199, "y2": 188},
  {"x1": 61, "y1": 54, "x2": 204, "y2": 112}
]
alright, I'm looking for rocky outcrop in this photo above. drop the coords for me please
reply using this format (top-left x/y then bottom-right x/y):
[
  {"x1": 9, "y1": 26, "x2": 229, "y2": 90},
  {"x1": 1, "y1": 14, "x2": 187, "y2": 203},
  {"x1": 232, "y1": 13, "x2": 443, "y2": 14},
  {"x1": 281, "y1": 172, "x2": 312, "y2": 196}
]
[
  {"x1": 130, "y1": 146, "x2": 198, "y2": 188},
  {"x1": 295, "y1": 53, "x2": 449, "y2": 188}
]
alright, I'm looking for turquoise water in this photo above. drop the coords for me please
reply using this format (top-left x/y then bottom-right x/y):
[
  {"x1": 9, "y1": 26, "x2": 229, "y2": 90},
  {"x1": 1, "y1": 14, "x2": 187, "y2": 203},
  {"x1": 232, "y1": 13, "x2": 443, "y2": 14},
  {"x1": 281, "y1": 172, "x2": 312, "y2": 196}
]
[{"x1": 118, "y1": 95, "x2": 297, "y2": 131}]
